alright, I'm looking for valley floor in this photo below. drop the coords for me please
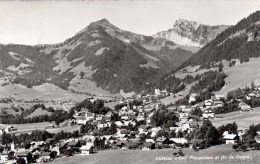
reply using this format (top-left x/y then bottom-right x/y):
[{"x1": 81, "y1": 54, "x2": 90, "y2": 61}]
[{"x1": 50, "y1": 144, "x2": 260, "y2": 164}]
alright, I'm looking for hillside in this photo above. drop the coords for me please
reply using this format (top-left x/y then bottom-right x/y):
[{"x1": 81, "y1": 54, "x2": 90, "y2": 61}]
[
  {"x1": 179, "y1": 11, "x2": 260, "y2": 69},
  {"x1": 154, "y1": 18, "x2": 229, "y2": 47},
  {"x1": 0, "y1": 19, "x2": 194, "y2": 96}
]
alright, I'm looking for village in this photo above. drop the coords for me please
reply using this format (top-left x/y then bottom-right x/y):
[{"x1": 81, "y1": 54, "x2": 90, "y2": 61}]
[{"x1": 1, "y1": 84, "x2": 260, "y2": 164}]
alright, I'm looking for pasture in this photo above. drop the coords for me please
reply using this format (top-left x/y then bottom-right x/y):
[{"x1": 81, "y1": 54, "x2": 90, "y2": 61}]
[
  {"x1": 51, "y1": 144, "x2": 260, "y2": 164},
  {"x1": 212, "y1": 107, "x2": 260, "y2": 130}
]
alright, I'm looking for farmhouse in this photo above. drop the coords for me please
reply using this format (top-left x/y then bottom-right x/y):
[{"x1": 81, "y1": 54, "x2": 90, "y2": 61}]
[
  {"x1": 239, "y1": 102, "x2": 251, "y2": 111},
  {"x1": 170, "y1": 138, "x2": 188, "y2": 145},
  {"x1": 80, "y1": 145, "x2": 94, "y2": 155},
  {"x1": 255, "y1": 131, "x2": 260, "y2": 143},
  {"x1": 142, "y1": 142, "x2": 155, "y2": 150},
  {"x1": 223, "y1": 131, "x2": 239, "y2": 144}
]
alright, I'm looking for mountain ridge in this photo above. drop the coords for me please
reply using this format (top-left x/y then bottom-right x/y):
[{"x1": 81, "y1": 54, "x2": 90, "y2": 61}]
[{"x1": 154, "y1": 18, "x2": 230, "y2": 47}]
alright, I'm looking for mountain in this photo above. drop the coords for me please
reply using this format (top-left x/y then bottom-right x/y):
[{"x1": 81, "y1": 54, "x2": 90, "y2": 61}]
[
  {"x1": 153, "y1": 19, "x2": 229, "y2": 47},
  {"x1": 179, "y1": 10, "x2": 260, "y2": 69},
  {"x1": 147, "y1": 11, "x2": 260, "y2": 98},
  {"x1": 0, "y1": 18, "x2": 193, "y2": 95}
]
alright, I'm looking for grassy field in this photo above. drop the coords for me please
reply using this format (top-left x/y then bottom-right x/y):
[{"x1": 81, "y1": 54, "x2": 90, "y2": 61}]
[
  {"x1": 212, "y1": 107, "x2": 260, "y2": 130},
  {"x1": 216, "y1": 58, "x2": 260, "y2": 96},
  {"x1": 160, "y1": 81, "x2": 198, "y2": 105},
  {"x1": 51, "y1": 144, "x2": 260, "y2": 164},
  {"x1": 26, "y1": 108, "x2": 52, "y2": 118},
  {"x1": 0, "y1": 122, "x2": 80, "y2": 134}
]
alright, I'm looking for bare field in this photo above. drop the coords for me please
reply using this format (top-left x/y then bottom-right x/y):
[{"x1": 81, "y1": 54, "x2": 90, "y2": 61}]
[
  {"x1": 212, "y1": 107, "x2": 260, "y2": 129},
  {"x1": 51, "y1": 144, "x2": 260, "y2": 164}
]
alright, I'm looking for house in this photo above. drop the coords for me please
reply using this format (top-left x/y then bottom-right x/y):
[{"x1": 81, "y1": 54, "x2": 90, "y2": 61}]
[
  {"x1": 121, "y1": 115, "x2": 129, "y2": 120},
  {"x1": 213, "y1": 101, "x2": 224, "y2": 108},
  {"x1": 204, "y1": 99, "x2": 213, "y2": 107},
  {"x1": 189, "y1": 94, "x2": 197, "y2": 104},
  {"x1": 15, "y1": 151, "x2": 29, "y2": 163},
  {"x1": 239, "y1": 102, "x2": 251, "y2": 111},
  {"x1": 169, "y1": 127, "x2": 182, "y2": 133},
  {"x1": 4, "y1": 126, "x2": 17, "y2": 133},
  {"x1": 223, "y1": 131, "x2": 239, "y2": 144},
  {"x1": 45, "y1": 125, "x2": 55, "y2": 129},
  {"x1": 214, "y1": 95, "x2": 225, "y2": 101},
  {"x1": 38, "y1": 152, "x2": 51, "y2": 163},
  {"x1": 76, "y1": 118, "x2": 87, "y2": 125},
  {"x1": 182, "y1": 106, "x2": 192, "y2": 113},
  {"x1": 145, "y1": 139, "x2": 155, "y2": 143},
  {"x1": 255, "y1": 131, "x2": 260, "y2": 143},
  {"x1": 155, "y1": 136, "x2": 169, "y2": 146},
  {"x1": 80, "y1": 145, "x2": 94, "y2": 155},
  {"x1": 170, "y1": 138, "x2": 188, "y2": 145},
  {"x1": 179, "y1": 113, "x2": 189, "y2": 121},
  {"x1": 142, "y1": 142, "x2": 155, "y2": 150},
  {"x1": 97, "y1": 119, "x2": 110, "y2": 129},
  {"x1": 150, "y1": 127, "x2": 163, "y2": 137},
  {"x1": 115, "y1": 121, "x2": 124, "y2": 127},
  {"x1": 86, "y1": 112, "x2": 95, "y2": 121},
  {"x1": 190, "y1": 139, "x2": 205, "y2": 149},
  {"x1": 202, "y1": 112, "x2": 215, "y2": 119}
]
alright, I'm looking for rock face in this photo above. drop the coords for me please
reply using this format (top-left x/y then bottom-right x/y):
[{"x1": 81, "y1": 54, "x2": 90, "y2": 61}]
[{"x1": 154, "y1": 19, "x2": 229, "y2": 47}]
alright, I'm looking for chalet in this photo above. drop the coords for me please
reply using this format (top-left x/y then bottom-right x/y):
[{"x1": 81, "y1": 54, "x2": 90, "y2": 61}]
[
  {"x1": 145, "y1": 139, "x2": 155, "y2": 143},
  {"x1": 15, "y1": 151, "x2": 30, "y2": 163},
  {"x1": 155, "y1": 136, "x2": 169, "y2": 145},
  {"x1": 105, "y1": 111, "x2": 113, "y2": 118},
  {"x1": 214, "y1": 95, "x2": 225, "y2": 101},
  {"x1": 150, "y1": 127, "x2": 163, "y2": 138},
  {"x1": 179, "y1": 113, "x2": 189, "y2": 121},
  {"x1": 124, "y1": 141, "x2": 140, "y2": 149},
  {"x1": 182, "y1": 106, "x2": 192, "y2": 113},
  {"x1": 239, "y1": 102, "x2": 251, "y2": 111},
  {"x1": 121, "y1": 115, "x2": 129, "y2": 120},
  {"x1": 104, "y1": 116, "x2": 111, "y2": 122},
  {"x1": 189, "y1": 94, "x2": 197, "y2": 104},
  {"x1": 204, "y1": 99, "x2": 213, "y2": 107},
  {"x1": 246, "y1": 93, "x2": 256, "y2": 100},
  {"x1": 97, "y1": 119, "x2": 110, "y2": 129},
  {"x1": 223, "y1": 131, "x2": 239, "y2": 144},
  {"x1": 86, "y1": 112, "x2": 95, "y2": 121},
  {"x1": 4, "y1": 126, "x2": 17, "y2": 133},
  {"x1": 116, "y1": 141, "x2": 127, "y2": 149},
  {"x1": 170, "y1": 138, "x2": 188, "y2": 145},
  {"x1": 202, "y1": 112, "x2": 215, "y2": 119},
  {"x1": 182, "y1": 122, "x2": 191, "y2": 131},
  {"x1": 213, "y1": 101, "x2": 224, "y2": 108},
  {"x1": 142, "y1": 142, "x2": 155, "y2": 150},
  {"x1": 190, "y1": 139, "x2": 205, "y2": 148},
  {"x1": 115, "y1": 121, "x2": 124, "y2": 127},
  {"x1": 80, "y1": 145, "x2": 94, "y2": 155},
  {"x1": 37, "y1": 152, "x2": 51, "y2": 163},
  {"x1": 255, "y1": 131, "x2": 260, "y2": 143},
  {"x1": 95, "y1": 115, "x2": 103, "y2": 121},
  {"x1": 76, "y1": 118, "x2": 87, "y2": 125},
  {"x1": 169, "y1": 127, "x2": 182, "y2": 132},
  {"x1": 45, "y1": 125, "x2": 55, "y2": 129}
]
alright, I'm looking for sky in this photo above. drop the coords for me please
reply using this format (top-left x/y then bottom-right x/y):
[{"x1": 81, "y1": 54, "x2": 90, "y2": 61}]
[{"x1": 0, "y1": 0, "x2": 259, "y2": 45}]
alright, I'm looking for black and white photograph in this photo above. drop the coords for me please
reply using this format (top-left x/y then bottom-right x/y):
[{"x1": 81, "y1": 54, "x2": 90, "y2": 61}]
[{"x1": 0, "y1": 0, "x2": 260, "y2": 163}]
